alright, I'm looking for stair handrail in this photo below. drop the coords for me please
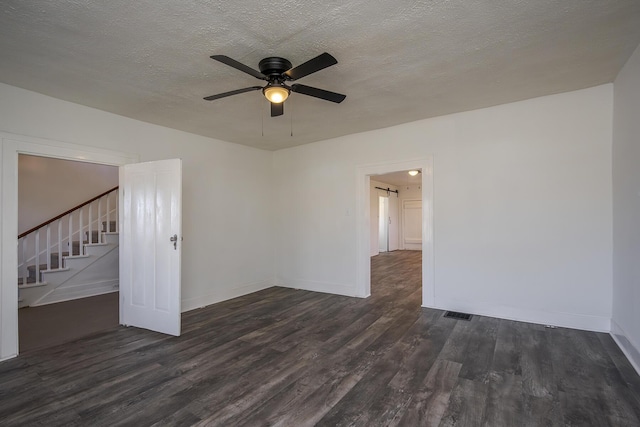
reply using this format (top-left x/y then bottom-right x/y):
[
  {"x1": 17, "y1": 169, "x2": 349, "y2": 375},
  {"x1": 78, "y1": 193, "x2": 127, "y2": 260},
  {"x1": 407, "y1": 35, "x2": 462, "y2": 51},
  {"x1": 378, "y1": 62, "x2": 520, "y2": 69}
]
[{"x1": 18, "y1": 186, "x2": 119, "y2": 239}]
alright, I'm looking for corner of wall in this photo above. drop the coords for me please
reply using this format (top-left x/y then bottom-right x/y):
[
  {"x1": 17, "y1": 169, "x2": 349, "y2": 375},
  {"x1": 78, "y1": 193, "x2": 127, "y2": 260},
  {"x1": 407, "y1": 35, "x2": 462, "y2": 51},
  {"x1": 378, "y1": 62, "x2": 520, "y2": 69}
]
[
  {"x1": 611, "y1": 319, "x2": 640, "y2": 376},
  {"x1": 181, "y1": 278, "x2": 275, "y2": 313},
  {"x1": 611, "y1": 41, "x2": 640, "y2": 377},
  {"x1": 276, "y1": 277, "x2": 363, "y2": 298}
]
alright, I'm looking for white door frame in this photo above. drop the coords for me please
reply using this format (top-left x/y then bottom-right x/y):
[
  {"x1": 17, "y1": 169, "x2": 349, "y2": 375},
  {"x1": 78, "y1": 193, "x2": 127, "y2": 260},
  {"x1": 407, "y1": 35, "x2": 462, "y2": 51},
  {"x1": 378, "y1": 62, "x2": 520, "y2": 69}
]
[
  {"x1": 0, "y1": 132, "x2": 138, "y2": 361},
  {"x1": 355, "y1": 157, "x2": 434, "y2": 307}
]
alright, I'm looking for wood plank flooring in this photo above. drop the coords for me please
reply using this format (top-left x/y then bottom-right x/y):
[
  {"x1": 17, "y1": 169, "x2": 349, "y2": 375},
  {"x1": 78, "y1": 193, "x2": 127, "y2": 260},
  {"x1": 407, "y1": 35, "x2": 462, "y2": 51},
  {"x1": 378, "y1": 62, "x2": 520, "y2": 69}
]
[
  {"x1": 1, "y1": 250, "x2": 640, "y2": 426},
  {"x1": 18, "y1": 292, "x2": 119, "y2": 353}
]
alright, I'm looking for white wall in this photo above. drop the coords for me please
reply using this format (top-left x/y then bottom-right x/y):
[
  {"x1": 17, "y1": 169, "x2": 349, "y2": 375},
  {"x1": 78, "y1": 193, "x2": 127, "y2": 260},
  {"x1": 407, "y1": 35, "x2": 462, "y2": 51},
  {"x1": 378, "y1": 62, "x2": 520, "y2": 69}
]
[
  {"x1": 0, "y1": 83, "x2": 274, "y2": 344},
  {"x1": 274, "y1": 85, "x2": 613, "y2": 331},
  {"x1": 19, "y1": 154, "x2": 118, "y2": 234},
  {"x1": 0, "y1": 78, "x2": 622, "y2": 361},
  {"x1": 612, "y1": 43, "x2": 640, "y2": 373}
]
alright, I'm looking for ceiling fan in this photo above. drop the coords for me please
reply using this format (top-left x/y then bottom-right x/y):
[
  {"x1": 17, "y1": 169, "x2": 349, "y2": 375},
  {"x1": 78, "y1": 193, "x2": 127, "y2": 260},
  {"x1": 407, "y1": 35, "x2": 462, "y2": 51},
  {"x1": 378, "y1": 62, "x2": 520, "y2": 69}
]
[{"x1": 204, "y1": 52, "x2": 346, "y2": 117}]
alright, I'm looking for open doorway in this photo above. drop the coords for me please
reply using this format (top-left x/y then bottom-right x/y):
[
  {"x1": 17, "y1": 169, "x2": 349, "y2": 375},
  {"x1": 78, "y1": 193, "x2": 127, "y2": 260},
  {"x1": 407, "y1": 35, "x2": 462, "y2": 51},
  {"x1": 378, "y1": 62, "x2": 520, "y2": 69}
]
[
  {"x1": 369, "y1": 170, "x2": 422, "y2": 297},
  {"x1": 0, "y1": 134, "x2": 139, "y2": 361},
  {"x1": 355, "y1": 157, "x2": 433, "y2": 307},
  {"x1": 18, "y1": 154, "x2": 120, "y2": 352}
]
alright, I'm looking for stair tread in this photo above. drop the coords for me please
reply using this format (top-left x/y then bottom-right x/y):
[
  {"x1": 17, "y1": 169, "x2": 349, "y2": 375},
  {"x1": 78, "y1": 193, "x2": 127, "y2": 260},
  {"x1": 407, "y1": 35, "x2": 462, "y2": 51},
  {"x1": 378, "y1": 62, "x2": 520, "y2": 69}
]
[
  {"x1": 18, "y1": 281, "x2": 49, "y2": 289},
  {"x1": 19, "y1": 225, "x2": 118, "y2": 305},
  {"x1": 28, "y1": 263, "x2": 60, "y2": 270},
  {"x1": 18, "y1": 276, "x2": 36, "y2": 285},
  {"x1": 40, "y1": 267, "x2": 70, "y2": 273}
]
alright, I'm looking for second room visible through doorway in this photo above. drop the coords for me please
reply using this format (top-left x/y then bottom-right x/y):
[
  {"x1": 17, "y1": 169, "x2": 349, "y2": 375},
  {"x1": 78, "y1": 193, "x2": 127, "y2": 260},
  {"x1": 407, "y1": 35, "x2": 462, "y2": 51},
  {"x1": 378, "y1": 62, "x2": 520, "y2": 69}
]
[{"x1": 18, "y1": 154, "x2": 119, "y2": 352}]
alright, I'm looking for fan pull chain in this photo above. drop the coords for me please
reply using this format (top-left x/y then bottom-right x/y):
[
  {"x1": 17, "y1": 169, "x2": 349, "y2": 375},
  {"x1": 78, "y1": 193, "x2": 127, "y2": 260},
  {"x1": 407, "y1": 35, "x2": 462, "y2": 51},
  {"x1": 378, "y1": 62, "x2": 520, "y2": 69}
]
[
  {"x1": 290, "y1": 97, "x2": 294, "y2": 137},
  {"x1": 261, "y1": 98, "x2": 264, "y2": 137}
]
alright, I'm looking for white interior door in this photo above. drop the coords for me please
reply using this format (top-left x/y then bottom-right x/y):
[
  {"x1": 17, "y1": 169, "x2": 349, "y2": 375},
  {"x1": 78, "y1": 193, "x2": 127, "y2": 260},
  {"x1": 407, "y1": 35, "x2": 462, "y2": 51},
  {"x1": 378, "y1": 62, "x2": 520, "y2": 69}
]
[{"x1": 120, "y1": 159, "x2": 182, "y2": 336}]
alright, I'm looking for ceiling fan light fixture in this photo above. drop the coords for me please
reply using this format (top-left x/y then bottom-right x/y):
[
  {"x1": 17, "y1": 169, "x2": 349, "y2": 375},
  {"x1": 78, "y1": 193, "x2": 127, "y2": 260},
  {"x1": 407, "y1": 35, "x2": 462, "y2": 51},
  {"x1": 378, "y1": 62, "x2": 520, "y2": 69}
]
[
  {"x1": 263, "y1": 85, "x2": 290, "y2": 104},
  {"x1": 205, "y1": 53, "x2": 346, "y2": 117},
  {"x1": 408, "y1": 170, "x2": 420, "y2": 176}
]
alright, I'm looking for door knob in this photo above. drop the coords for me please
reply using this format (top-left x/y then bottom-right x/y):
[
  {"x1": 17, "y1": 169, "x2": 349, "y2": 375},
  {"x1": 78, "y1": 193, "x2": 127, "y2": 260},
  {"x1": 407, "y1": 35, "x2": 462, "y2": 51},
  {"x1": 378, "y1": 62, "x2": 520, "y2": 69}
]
[{"x1": 170, "y1": 234, "x2": 178, "y2": 250}]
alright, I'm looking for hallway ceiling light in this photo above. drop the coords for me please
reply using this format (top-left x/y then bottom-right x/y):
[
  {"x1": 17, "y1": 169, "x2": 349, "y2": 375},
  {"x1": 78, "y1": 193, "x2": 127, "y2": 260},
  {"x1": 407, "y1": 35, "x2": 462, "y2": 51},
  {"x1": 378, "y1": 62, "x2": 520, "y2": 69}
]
[{"x1": 408, "y1": 170, "x2": 420, "y2": 176}]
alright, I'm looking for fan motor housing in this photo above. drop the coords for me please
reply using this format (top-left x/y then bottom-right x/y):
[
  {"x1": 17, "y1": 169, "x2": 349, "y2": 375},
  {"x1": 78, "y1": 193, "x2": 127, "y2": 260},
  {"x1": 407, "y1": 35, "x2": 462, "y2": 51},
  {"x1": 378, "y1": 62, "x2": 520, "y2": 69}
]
[{"x1": 259, "y1": 57, "x2": 292, "y2": 77}]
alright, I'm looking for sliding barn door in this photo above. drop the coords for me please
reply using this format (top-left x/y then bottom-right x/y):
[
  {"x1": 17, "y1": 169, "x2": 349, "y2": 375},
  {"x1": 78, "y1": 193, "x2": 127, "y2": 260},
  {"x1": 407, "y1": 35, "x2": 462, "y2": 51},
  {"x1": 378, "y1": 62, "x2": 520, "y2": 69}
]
[{"x1": 120, "y1": 159, "x2": 182, "y2": 336}]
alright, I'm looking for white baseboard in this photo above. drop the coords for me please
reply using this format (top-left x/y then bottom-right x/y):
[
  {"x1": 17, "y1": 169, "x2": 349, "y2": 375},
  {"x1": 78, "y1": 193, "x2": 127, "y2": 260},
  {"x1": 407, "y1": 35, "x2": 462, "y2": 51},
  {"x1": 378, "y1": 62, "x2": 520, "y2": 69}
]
[
  {"x1": 427, "y1": 298, "x2": 611, "y2": 332},
  {"x1": 275, "y1": 277, "x2": 359, "y2": 298},
  {"x1": 611, "y1": 319, "x2": 640, "y2": 376},
  {"x1": 181, "y1": 278, "x2": 274, "y2": 312},
  {"x1": 0, "y1": 354, "x2": 17, "y2": 362}
]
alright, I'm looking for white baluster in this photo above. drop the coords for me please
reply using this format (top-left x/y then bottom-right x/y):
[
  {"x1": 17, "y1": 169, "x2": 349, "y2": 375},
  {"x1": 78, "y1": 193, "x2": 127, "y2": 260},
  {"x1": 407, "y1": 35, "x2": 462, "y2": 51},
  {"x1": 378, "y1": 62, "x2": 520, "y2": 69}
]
[
  {"x1": 58, "y1": 220, "x2": 63, "y2": 269},
  {"x1": 115, "y1": 189, "x2": 119, "y2": 232},
  {"x1": 69, "y1": 213, "x2": 73, "y2": 256},
  {"x1": 79, "y1": 207, "x2": 84, "y2": 255},
  {"x1": 35, "y1": 230, "x2": 40, "y2": 284},
  {"x1": 98, "y1": 198, "x2": 103, "y2": 243},
  {"x1": 21, "y1": 238, "x2": 27, "y2": 285},
  {"x1": 46, "y1": 224, "x2": 51, "y2": 271},
  {"x1": 107, "y1": 195, "x2": 111, "y2": 232},
  {"x1": 88, "y1": 200, "x2": 93, "y2": 244}
]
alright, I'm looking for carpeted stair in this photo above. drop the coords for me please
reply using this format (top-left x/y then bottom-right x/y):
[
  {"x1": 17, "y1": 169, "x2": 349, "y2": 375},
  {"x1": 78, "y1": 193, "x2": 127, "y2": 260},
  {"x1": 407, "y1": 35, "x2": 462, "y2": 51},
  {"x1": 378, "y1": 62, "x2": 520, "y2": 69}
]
[{"x1": 19, "y1": 220, "x2": 117, "y2": 285}]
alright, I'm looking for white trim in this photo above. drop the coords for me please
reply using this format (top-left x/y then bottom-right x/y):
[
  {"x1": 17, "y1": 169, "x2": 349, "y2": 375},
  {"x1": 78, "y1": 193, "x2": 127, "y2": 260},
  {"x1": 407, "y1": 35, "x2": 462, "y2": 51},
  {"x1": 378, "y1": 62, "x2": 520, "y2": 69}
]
[
  {"x1": 432, "y1": 297, "x2": 611, "y2": 333},
  {"x1": 356, "y1": 157, "x2": 434, "y2": 304},
  {"x1": 0, "y1": 131, "x2": 138, "y2": 360},
  {"x1": 611, "y1": 319, "x2": 640, "y2": 376},
  {"x1": 1, "y1": 132, "x2": 136, "y2": 166},
  {"x1": 181, "y1": 279, "x2": 274, "y2": 312},
  {"x1": 403, "y1": 239, "x2": 422, "y2": 244},
  {"x1": 276, "y1": 277, "x2": 357, "y2": 298}
]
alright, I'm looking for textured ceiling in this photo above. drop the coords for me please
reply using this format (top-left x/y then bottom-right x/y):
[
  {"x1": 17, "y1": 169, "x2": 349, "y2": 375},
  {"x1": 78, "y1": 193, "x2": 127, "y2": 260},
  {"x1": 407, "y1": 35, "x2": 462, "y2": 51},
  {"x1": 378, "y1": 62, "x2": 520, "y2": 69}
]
[{"x1": 1, "y1": 1, "x2": 639, "y2": 151}]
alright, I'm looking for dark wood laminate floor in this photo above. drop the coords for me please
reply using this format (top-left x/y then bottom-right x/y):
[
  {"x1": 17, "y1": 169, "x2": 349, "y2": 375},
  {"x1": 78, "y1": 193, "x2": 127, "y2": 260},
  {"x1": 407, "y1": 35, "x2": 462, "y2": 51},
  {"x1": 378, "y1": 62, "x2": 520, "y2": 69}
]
[
  {"x1": 1, "y1": 250, "x2": 640, "y2": 426},
  {"x1": 18, "y1": 292, "x2": 119, "y2": 353}
]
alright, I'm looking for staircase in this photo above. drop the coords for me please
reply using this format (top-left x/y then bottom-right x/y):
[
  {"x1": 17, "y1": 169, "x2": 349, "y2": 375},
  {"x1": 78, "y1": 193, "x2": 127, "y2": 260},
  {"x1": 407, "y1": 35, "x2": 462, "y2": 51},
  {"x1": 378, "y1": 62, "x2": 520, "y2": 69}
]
[{"x1": 18, "y1": 188, "x2": 119, "y2": 308}]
